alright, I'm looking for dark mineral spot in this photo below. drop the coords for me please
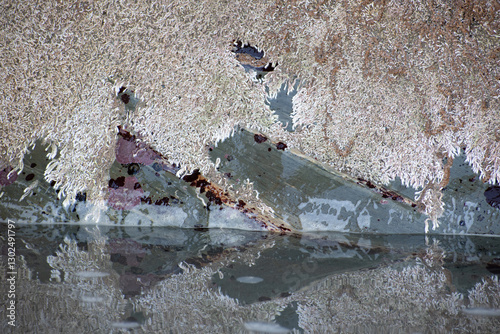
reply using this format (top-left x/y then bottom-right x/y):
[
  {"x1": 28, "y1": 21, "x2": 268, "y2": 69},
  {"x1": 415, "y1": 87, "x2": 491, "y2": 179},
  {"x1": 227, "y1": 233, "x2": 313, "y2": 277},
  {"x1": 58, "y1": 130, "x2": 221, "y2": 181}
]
[
  {"x1": 268, "y1": 147, "x2": 272, "y2": 152},
  {"x1": 154, "y1": 197, "x2": 169, "y2": 206},
  {"x1": 141, "y1": 196, "x2": 153, "y2": 204},
  {"x1": 75, "y1": 192, "x2": 87, "y2": 202},
  {"x1": 206, "y1": 190, "x2": 222, "y2": 205},
  {"x1": 127, "y1": 163, "x2": 141, "y2": 175},
  {"x1": 120, "y1": 94, "x2": 130, "y2": 104},
  {"x1": 237, "y1": 199, "x2": 246, "y2": 208},
  {"x1": 254, "y1": 134, "x2": 268, "y2": 143},
  {"x1": 182, "y1": 169, "x2": 201, "y2": 182},
  {"x1": 195, "y1": 179, "x2": 210, "y2": 193},
  {"x1": 109, "y1": 176, "x2": 126, "y2": 189},
  {"x1": 118, "y1": 86, "x2": 126, "y2": 94},
  {"x1": 391, "y1": 195, "x2": 403, "y2": 202},
  {"x1": 25, "y1": 173, "x2": 35, "y2": 181},
  {"x1": 133, "y1": 182, "x2": 142, "y2": 190},
  {"x1": 276, "y1": 142, "x2": 287, "y2": 150},
  {"x1": 258, "y1": 296, "x2": 272, "y2": 302},
  {"x1": 484, "y1": 185, "x2": 500, "y2": 209},
  {"x1": 459, "y1": 220, "x2": 465, "y2": 226},
  {"x1": 50, "y1": 180, "x2": 56, "y2": 187},
  {"x1": 30, "y1": 163, "x2": 37, "y2": 168}
]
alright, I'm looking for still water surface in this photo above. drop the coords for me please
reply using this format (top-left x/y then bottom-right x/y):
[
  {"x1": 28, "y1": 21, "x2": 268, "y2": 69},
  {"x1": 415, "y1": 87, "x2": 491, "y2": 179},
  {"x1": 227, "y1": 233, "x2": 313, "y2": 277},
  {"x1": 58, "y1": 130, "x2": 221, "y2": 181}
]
[{"x1": 1, "y1": 223, "x2": 500, "y2": 333}]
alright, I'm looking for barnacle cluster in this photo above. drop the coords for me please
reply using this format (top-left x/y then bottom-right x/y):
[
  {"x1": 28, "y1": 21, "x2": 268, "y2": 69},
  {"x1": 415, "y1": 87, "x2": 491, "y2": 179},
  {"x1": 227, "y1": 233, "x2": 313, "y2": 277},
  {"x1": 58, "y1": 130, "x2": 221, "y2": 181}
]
[{"x1": 1, "y1": 0, "x2": 499, "y2": 226}]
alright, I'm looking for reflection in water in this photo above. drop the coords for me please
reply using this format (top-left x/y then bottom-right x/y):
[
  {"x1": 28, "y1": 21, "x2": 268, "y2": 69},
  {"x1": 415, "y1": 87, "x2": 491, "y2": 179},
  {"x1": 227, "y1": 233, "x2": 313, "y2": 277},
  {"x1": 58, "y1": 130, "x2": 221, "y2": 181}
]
[{"x1": 1, "y1": 225, "x2": 500, "y2": 333}]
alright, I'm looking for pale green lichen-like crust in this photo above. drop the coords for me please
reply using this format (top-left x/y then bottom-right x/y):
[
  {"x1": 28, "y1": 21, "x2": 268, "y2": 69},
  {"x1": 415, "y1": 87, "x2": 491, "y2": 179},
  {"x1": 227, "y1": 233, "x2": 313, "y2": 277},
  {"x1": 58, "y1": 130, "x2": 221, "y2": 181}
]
[{"x1": 1, "y1": 0, "x2": 499, "y2": 226}]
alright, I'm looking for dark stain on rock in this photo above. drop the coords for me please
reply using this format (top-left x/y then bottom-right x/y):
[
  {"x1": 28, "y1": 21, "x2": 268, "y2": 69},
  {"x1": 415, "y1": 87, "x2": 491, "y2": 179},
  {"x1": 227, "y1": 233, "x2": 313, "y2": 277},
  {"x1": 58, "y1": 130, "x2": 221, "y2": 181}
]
[
  {"x1": 75, "y1": 192, "x2": 87, "y2": 202},
  {"x1": 141, "y1": 196, "x2": 152, "y2": 204},
  {"x1": 182, "y1": 169, "x2": 212, "y2": 193},
  {"x1": 182, "y1": 169, "x2": 201, "y2": 183},
  {"x1": 276, "y1": 142, "x2": 287, "y2": 150},
  {"x1": 195, "y1": 179, "x2": 210, "y2": 193},
  {"x1": 484, "y1": 185, "x2": 500, "y2": 209},
  {"x1": 30, "y1": 163, "x2": 37, "y2": 168},
  {"x1": 109, "y1": 176, "x2": 125, "y2": 189},
  {"x1": 133, "y1": 182, "x2": 142, "y2": 190},
  {"x1": 237, "y1": 199, "x2": 246, "y2": 208},
  {"x1": 357, "y1": 177, "x2": 411, "y2": 206},
  {"x1": 127, "y1": 163, "x2": 141, "y2": 175},
  {"x1": 25, "y1": 173, "x2": 35, "y2": 181},
  {"x1": 206, "y1": 190, "x2": 223, "y2": 205},
  {"x1": 254, "y1": 134, "x2": 268, "y2": 143},
  {"x1": 120, "y1": 93, "x2": 130, "y2": 104},
  {"x1": 366, "y1": 180, "x2": 376, "y2": 189},
  {"x1": 154, "y1": 197, "x2": 169, "y2": 206}
]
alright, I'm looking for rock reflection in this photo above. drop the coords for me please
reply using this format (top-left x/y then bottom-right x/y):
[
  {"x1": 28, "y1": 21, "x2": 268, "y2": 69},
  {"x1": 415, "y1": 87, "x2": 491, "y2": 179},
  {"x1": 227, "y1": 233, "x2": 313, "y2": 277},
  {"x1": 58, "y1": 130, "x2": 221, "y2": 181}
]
[{"x1": 1, "y1": 226, "x2": 500, "y2": 333}]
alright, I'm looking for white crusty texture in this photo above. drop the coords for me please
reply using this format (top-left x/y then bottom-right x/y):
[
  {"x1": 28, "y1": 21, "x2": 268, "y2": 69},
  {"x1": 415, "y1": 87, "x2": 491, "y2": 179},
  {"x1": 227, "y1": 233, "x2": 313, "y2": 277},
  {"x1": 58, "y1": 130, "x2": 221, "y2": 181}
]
[{"x1": 1, "y1": 0, "x2": 499, "y2": 224}]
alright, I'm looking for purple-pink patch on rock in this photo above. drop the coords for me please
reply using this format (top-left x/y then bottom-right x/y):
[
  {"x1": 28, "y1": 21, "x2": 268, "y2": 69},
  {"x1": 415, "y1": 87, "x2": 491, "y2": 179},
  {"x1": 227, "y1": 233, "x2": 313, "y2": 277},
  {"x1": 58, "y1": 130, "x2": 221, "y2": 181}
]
[
  {"x1": 116, "y1": 137, "x2": 158, "y2": 166},
  {"x1": 0, "y1": 166, "x2": 18, "y2": 186},
  {"x1": 116, "y1": 128, "x2": 159, "y2": 166},
  {"x1": 108, "y1": 176, "x2": 144, "y2": 210}
]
